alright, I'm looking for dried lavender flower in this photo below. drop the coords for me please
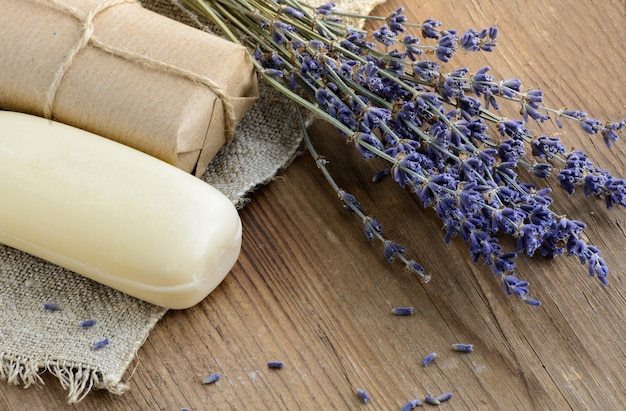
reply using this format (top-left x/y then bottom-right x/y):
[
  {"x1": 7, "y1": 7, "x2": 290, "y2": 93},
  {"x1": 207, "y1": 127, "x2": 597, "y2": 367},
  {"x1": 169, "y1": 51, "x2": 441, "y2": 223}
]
[
  {"x1": 451, "y1": 343, "x2": 474, "y2": 353},
  {"x1": 436, "y1": 392, "x2": 453, "y2": 403},
  {"x1": 202, "y1": 373, "x2": 220, "y2": 385},
  {"x1": 401, "y1": 398, "x2": 423, "y2": 410},
  {"x1": 424, "y1": 395, "x2": 440, "y2": 405},
  {"x1": 391, "y1": 307, "x2": 414, "y2": 316},
  {"x1": 78, "y1": 319, "x2": 97, "y2": 328},
  {"x1": 43, "y1": 302, "x2": 60, "y2": 311},
  {"x1": 267, "y1": 361, "x2": 284, "y2": 369},
  {"x1": 356, "y1": 388, "x2": 371, "y2": 403},
  {"x1": 180, "y1": 0, "x2": 625, "y2": 307},
  {"x1": 422, "y1": 352, "x2": 437, "y2": 367},
  {"x1": 92, "y1": 338, "x2": 110, "y2": 350}
]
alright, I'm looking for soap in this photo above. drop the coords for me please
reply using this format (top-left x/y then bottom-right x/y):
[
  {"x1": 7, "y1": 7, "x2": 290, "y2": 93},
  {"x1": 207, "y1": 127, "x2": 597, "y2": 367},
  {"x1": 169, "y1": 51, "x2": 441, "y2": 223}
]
[{"x1": 0, "y1": 111, "x2": 241, "y2": 309}]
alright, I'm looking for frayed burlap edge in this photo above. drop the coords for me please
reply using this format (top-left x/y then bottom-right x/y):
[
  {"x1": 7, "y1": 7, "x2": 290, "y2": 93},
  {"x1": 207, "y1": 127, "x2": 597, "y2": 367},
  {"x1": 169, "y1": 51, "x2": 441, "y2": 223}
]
[{"x1": 0, "y1": 308, "x2": 165, "y2": 403}]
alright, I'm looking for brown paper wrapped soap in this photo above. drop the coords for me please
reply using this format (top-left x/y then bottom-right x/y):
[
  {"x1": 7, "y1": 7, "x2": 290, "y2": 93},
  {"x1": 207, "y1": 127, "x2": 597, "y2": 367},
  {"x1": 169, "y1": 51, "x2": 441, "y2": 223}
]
[{"x1": 0, "y1": 0, "x2": 258, "y2": 176}]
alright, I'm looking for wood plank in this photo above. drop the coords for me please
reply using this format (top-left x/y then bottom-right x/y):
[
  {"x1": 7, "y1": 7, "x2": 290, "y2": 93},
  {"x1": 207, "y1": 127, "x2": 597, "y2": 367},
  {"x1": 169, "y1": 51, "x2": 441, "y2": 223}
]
[{"x1": 1, "y1": 0, "x2": 624, "y2": 409}]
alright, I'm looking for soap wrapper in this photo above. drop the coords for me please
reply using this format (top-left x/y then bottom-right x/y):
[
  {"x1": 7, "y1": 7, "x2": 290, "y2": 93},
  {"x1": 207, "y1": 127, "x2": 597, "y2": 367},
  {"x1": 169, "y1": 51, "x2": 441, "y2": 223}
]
[{"x1": 0, "y1": 0, "x2": 258, "y2": 176}]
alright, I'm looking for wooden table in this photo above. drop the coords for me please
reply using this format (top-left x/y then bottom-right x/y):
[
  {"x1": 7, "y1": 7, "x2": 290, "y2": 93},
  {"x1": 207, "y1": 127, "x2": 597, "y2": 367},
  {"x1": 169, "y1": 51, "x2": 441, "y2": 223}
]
[{"x1": 1, "y1": 0, "x2": 625, "y2": 409}]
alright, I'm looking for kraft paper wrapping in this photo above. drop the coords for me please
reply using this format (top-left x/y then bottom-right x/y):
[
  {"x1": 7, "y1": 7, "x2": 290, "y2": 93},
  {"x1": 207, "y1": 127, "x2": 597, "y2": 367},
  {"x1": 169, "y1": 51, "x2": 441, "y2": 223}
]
[{"x1": 0, "y1": 0, "x2": 259, "y2": 176}]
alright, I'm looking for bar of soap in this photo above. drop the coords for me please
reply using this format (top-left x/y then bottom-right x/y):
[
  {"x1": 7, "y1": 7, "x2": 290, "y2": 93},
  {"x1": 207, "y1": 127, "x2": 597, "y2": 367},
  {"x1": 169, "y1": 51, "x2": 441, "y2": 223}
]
[{"x1": 0, "y1": 111, "x2": 241, "y2": 309}]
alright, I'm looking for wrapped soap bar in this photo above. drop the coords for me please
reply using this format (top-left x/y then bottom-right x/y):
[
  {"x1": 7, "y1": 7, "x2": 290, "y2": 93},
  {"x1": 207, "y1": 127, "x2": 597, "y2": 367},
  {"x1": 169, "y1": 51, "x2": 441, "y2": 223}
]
[
  {"x1": 0, "y1": 0, "x2": 258, "y2": 176},
  {"x1": 0, "y1": 111, "x2": 242, "y2": 309}
]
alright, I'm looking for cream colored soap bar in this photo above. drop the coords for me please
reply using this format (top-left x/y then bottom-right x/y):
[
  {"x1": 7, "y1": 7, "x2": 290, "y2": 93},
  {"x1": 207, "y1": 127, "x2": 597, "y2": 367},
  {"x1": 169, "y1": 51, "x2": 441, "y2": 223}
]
[{"x1": 0, "y1": 111, "x2": 241, "y2": 309}]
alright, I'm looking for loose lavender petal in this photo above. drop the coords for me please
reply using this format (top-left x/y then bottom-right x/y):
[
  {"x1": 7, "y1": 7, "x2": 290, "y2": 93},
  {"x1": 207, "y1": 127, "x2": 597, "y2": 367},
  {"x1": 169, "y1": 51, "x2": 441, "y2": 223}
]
[
  {"x1": 43, "y1": 302, "x2": 60, "y2": 311},
  {"x1": 202, "y1": 373, "x2": 220, "y2": 385},
  {"x1": 78, "y1": 319, "x2": 97, "y2": 328},
  {"x1": 401, "y1": 398, "x2": 423, "y2": 410},
  {"x1": 422, "y1": 352, "x2": 437, "y2": 367},
  {"x1": 92, "y1": 338, "x2": 110, "y2": 350},
  {"x1": 267, "y1": 361, "x2": 285, "y2": 369},
  {"x1": 356, "y1": 388, "x2": 371, "y2": 403},
  {"x1": 424, "y1": 395, "x2": 440, "y2": 405},
  {"x1": 391, "y1": 307, "x2": 414, "y2": 316},
  {"x1": 451, "y1": 343, "x2": 474, "y2": 353},
  {"x1": 436, "y1": 392, "x2": 453, "y2": 403}
]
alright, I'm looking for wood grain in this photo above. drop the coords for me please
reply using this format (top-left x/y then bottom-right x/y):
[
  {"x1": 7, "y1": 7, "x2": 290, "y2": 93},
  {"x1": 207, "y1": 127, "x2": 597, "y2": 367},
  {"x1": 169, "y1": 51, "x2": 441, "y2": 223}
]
[{"x1": 1, "y1": 0, "x2": 624, "y2": 409}]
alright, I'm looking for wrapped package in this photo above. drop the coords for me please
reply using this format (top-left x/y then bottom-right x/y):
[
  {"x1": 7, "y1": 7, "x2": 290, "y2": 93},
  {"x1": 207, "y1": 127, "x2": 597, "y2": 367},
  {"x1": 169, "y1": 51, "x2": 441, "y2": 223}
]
[{"x1": 0, "y1": 0, "x2": 258, "y2": 176}]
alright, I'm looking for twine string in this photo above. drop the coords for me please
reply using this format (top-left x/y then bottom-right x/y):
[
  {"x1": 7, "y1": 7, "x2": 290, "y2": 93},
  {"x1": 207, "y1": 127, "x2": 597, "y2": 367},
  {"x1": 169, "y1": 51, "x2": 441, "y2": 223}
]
[{"x1": 44, "y1": 0, "x2": 236, "y2": 144}]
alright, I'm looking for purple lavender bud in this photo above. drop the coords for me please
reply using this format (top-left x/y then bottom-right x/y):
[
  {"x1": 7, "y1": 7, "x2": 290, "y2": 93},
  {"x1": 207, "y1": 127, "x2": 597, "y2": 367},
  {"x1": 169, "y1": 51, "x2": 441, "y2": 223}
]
[
  {"x1": 202, "y1": 373, "x2": 220, "y2": 385},
  {"x1": 372, "y1": 168, "x2": 390, "y2": 183},
  {"x1": 264, "y1": 68, "x2": 284, "y2": 77},
  {"x1": 373, "y1": 25, "x2": 396, "y2": 47},
  {"x1": 388, "y1": 8, "x2": 407, "y2": 34},
  {"x1": 391, "y1": 307, "x2": 413, "y2": 316},
  {"x1": 523, "y1": 297, "x2": 542, "y2": 307},
  {"x1": 424, "y1": 395, "x2": 440, "y2": 405},
  {"x1": 355, "y1": 133, "x2": 383, "y2": 159},
  {"x1": 556, "y1": 109, "x2": 587, "y2": 127},
  {"x1": 43, "y1": 302, "x2": 60, "y2": 311},
  {"x1": 356, "y1": 388, "x2": 371, "y2": 403},
  {"x1": 435, "y1": 41, "x2": 455, "y2": 62},
  {"x1": 267, "y1": 361, "x2": 285, "y2": 369},
  {"x1": 79, "y1": 319, "x2": 97, "y2": 328},
  {"x1": 401, "y1": 398, "x2": 423, "y2": 410},
  {"x1": 421, "y1": 18, "x2": 442, "y2": 39},
  {"x1": 488, "y1": 26, "x2": 498, "y2": 40},
  {"x1": 458, "y1": 96, "x2": 481, "y2": 117},
  {"x1": 579, "y1": 117, "x2": 602, "y2": 134},
  {"x1": 451, "y1": 343, "x2": 473, "y2": 353},
  {"x1": 525, "y1": 89, "x2": 543, "y2": 104},
  {"x1": 383, "y1": 240, "x2": 406, "y2": 263},
  {"x1": 338, "y1": 190, "x2": 362, "y2": 211},
  {"x1": 436, "y1": 392, "x2": 453, "y2": 403},
  {"x1": 601, "y1": 120, "x2": 625, "y2": 147},
  {"x1": 459, "y1": 29, "x2": 480, "y2": 51},
  {"x1": 422, "y1": 352, "x2": 437, "y2": 367},
  {"x1": 315, "y1": 2, "x2": 336, "y2": 13},
  {"x1": 406, "y1": 261, "x2": 427, "y2": 280},
  {"x1": 271, "y1": 30, "x2": 288, "y2": 46},
  {"x1": 92, "y1": 338, "x2": 110, "y2": 350},
  {"x1": 531, "y1": 163, "x2": 552, "y2": 178},
  {"x1": 282, "y1": 6, "x2": 304, "y2": 18},
  {"x1": 500, "y1": 78, "x2": 522, "y2": 93},
  {"x1": 402, "y1": 35, "x2": 422, "y2": 61},
  {"x1": 363, "y1": 217, "x2": 382, "y2": 240}
]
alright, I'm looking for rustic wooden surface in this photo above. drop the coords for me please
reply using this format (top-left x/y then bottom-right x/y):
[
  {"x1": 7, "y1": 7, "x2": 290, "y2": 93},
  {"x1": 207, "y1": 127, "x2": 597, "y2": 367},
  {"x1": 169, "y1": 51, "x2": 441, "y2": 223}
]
[{"x1": 1, "y1": 0, "x2": 625, "y2": 409}]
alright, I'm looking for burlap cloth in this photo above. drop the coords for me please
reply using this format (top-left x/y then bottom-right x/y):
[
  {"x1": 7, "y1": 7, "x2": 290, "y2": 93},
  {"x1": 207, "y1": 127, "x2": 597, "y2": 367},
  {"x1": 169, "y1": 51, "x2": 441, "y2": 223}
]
[{"x1": 0, "y1": 0, "x2": 383, "y2": 403}]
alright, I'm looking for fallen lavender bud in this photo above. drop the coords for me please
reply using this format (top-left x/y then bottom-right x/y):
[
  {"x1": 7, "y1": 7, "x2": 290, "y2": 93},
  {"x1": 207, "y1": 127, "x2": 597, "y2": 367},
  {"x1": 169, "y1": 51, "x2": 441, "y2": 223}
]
[
  {"x1": 436, "y1": 392, "x2": 453, "y2": 403},
  {"x1": 78, "y1": 319, "x2": 97, "y2": 328},
  {"x1": 451, "y1": 343, "x2": 474, "y2": 353},
  {"x1": 401, "y1": 398, "x2": 423, "y2": 410},
  {"x1": 422, "y1": 352, "x2": 437, "y2": 367},
  {"x1": 92, "y1": 338, "x2": 110, "y2": 350},
  {"x1": 391, "y1": 307, "x2": 414, "y2": 316},
  {"x1": 267, "y1": 361, "x2": 284, "y2": 369},
  {"x1": 356, "y1": 388, "x2": 371, "y2": 403},
  {"x1": 43, "y1": 302, "x2": 60, "y2": 311},
  {"x1": 202, "y1": 373, "x2": 220, "y2": 385},
  {"x1": 424, "y1": 395, "x2": 440, "y2": 405}
]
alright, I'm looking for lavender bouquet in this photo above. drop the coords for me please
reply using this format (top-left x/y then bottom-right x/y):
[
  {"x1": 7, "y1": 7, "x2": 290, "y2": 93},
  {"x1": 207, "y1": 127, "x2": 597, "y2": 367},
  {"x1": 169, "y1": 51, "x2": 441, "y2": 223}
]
[{"x1": 177, "y1": 0, "x2": 625, "y2": 305}]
